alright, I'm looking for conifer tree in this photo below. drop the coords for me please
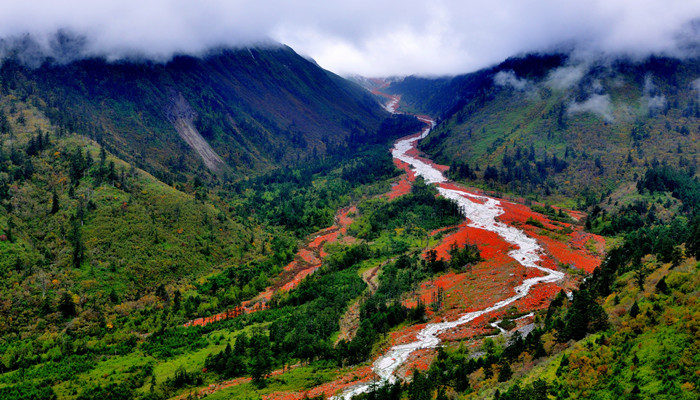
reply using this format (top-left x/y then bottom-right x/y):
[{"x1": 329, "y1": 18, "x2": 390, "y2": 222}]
[
  {"x1": 50, "y1": 190, "x2": 59, "y2": 214},
  {"x1": 630, "y1": 301, "x2": 640, "y2": 318}
]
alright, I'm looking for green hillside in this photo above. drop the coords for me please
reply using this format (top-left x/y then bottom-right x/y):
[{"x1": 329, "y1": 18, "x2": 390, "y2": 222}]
[
  {"x1": 388, "y1": 55, "x2": 700, "y2": 206},
  {"x1": 0, "y1": 55, "x2": 427, "y2": 398},
  {"x1": 359, "y1": 54, "x2": 700, "y2": 400},
  {"x1": 0, "y1": 43, "x2": 386, "y2": 184},
  {"x1": 3, "y1": 40, "x2": 700, "y2": 400},
  {"x1": 0, "y1": 91, "x2": 262, "y2": 361}
]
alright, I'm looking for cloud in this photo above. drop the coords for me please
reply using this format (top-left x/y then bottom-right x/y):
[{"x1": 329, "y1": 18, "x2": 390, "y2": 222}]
[
  {"x1": 691, "y1": 78, "x2": 700, "y2": 100},
  {"x1": 568, "y1": 94, "x2": 614, "y2": 122},
  {"x1": 546, "y1": 65, "x2": 587, "y2": 90},
  {"x1": 641, "y1": 75, "x2": 667, "y2": 115},
  {"x1": 493, "y1": 70, "x2": 539, "y2": 99},
  {"x1": 494, "y1": 70, "x2": 531, "y2": 91},
  {"x1": 0, "y1": 1, "x2": 699, "y2": 76},
  {"x1": 645, "y1": 95, "x2": 667, "y2": 113}
]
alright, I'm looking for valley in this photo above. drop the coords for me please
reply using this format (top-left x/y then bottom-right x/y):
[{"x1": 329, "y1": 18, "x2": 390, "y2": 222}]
[
  {"x1": 167, "y1": 92, "x2": 603, "y2": 400},
  {"x1": 1, "y1": 41, "x2": 699, "y2": 400}
]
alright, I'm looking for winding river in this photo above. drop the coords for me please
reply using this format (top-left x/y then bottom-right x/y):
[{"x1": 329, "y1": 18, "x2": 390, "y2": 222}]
[{"x1": 335, "y1": 116, "x2": 566, "y2": 399}]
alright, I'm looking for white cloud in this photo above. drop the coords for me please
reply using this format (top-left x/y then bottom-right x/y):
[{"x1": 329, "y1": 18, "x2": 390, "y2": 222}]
[
  {"x1": 691, "y1": 78, "x2": 700, "y2": 100},
  {"x1": 494, "y1": 70, "x2": 531, "y2": 91},
  {"x1": 493, "y1": 70, "x2": 539, "y2": 99},
  {"x1": 641, "y1": 75, "x2": 666, "y2": 114},
  {"x1": 546, "y1": 65, "x2": 587, "y2": 90},
  {"x1": 568, "y1": 94, "x2": 614, "y2": 122},
  {"x1": 0, "y1": 0, "x2": 699, "y2": 76},
  {"x1": 645, "y1": 95, "x2": 667, "y2": 112}
]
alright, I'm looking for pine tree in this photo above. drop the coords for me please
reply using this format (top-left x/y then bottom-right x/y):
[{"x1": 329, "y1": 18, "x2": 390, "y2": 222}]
[
  {"x1": 59, "y1": 291, "x2": 76, "y2": 318},
  {"x1": 109, "y1": 288, "x2": 119, "y2": 304},
  {"x1": 50, "y1": 190, "x2": 59, "y2": 214},
  {"x1": 155, "y1": 284, "x2": 170, "y2": 304},
  {"x1": 70, "y1": 219, "x2": 84, "y2": 268},
  {"x1": 687, "y1": 214, "x2": 700, "y2": 259},
  {"x1": 498, "y1": 362, "x2": 513, "y2": 382},
  {"x1": 248, "y1": 332, "x2": 273, "y2": 384},
  {"x1": 655, "y1": 276, "x2": 669, "y2": 294},
  {"x1": 0, "y1": 113, "x2": 11, "y2": 135},
  {"x1": 173, "y1": 290, "x2": 181, "y2": 312},
  {"x1": 630, "y1": 301, "x2": 640, "y2": 318}
]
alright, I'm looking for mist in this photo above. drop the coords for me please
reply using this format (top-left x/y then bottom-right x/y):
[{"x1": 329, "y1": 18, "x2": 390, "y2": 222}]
[
  {"x1": 568, "y1": 94, "x2": 615, "y2": 122},
  {"x1": 1, "y1": 1, "x2": 700, "y2": 76}
]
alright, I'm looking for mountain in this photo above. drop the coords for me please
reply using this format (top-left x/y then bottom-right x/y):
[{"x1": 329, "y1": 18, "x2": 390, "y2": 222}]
[
  {"x1": 354, "y1": 53, "x2": 700, "y2": 400},
  {"x1": 387, "y1": 54, "x2": 700, "y2": 205},
  {"x1": 0, "y1": 43, "x2": 387, "y2": 183},
  {"x1": 2, "y1": 38, "x2": 700, "y2": 400},
  {"x1": 0, "y1": 39, "x2": 413, "y2": 400}
]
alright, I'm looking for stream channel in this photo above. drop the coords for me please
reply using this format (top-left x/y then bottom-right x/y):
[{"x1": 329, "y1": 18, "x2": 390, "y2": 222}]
[{"x1": 335, "y1": 115, "x2": 566, "y2": 400}]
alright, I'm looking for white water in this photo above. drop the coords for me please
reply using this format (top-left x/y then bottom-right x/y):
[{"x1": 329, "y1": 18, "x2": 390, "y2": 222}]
[
  {"x1": 335, "y1": 119, "x2": 565, "y2": 400},
  {"x1": 383, "y1": 96, "x2": 401, "y2": 113}
]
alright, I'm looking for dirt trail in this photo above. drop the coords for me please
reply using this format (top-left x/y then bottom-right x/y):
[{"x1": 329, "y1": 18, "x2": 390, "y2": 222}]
[
  {"x1": 362, "y1": 265, "x2": 381, "y2": 293},
  {"x1": 335, "y1": 261, "x2": 385, "y2": 344}
]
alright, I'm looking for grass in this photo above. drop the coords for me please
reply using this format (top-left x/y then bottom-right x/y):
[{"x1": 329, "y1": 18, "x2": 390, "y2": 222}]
[
  {"x1": 61, "y1": 352, "x2": 154, "y2": 397},
  {"x1": 196, "y1": 363, "x2": 342, "y2": 400}
]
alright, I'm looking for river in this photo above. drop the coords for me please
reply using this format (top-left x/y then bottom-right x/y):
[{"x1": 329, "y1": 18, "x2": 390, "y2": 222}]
[{"x1": 335, "y1": 115, "x2": 566, "y2": 399}]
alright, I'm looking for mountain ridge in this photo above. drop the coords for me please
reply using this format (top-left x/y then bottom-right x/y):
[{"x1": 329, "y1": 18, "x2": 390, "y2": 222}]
[
  {"x1": 383, "y1": 53, "x2": 700, "y2": 205},
  {"x1": 0, "y1": 43, "x2": 387, "y2": 183}
]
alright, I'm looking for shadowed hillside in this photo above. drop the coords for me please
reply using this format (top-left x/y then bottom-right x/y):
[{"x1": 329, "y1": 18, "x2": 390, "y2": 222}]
[{"x1": 0, "y1": 43, "x2": 386, "y2": 183}]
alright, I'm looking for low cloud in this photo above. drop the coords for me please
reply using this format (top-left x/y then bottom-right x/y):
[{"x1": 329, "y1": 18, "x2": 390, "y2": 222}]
[
  {"x1": 645, "y1": 95, "x2": 667, "y2": 113},
  {"x1": 494, "y1": 70, "x2": 531, "y2": 91},
  {"x1": 1, "y1": 1, "x2": 700, "y2": 76},
  {"x1": 494, "y1": 70, "x2": 539, "y2": 99},
  {"x1": 568, "y1": 94, "x2": 614, "y2": 122},
  {"x1": 546, "y1": 65, "x2": 587, "y2": 90},
  {"x1": 690, "y1": 78, "x2": 700, "y2": 100},
  {"x1": 641, "y1": 75, "x2": 667, "y2": 115},
  {"x1": 643, "y1": 74, "x2": 658, "y2": 95}
]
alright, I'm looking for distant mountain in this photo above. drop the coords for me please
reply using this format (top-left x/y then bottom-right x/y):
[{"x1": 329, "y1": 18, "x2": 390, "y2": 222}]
[
  {"x1": 0, "y1": 43, "x2": 387, "y2": 183},
  {"x1": 386, "y1": 54, "x2": 700, "y2": 203}
]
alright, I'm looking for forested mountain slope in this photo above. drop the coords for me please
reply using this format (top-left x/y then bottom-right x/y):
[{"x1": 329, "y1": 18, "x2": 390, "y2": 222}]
[
  {"x1": 355, "y1": 53, "x2": 700, "y2": 400},
  {"x1": 2, "y1": 38, "x2": 700, "y2": 400},
  {"x1": 0, "y1": 41, "x2": 386, "y2": 183},
  {"x1": 0, "y1": 45, "x2": 424, "y2": 397},
  {"x1": 387, "y1": 54, "x2": 700, "y2": 205}
]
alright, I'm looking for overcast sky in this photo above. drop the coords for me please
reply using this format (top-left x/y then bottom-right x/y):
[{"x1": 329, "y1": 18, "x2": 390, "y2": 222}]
[{"x1": 2, "y1": 0, "x2": 700, "y2": 76}]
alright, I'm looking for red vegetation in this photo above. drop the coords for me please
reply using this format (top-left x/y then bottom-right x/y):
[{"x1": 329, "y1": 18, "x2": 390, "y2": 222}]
[
  {"x1": 263, "y1": 366, "x2": 375, "y2": 400},
  {"x1": 386, "y1": 175, "x2": 412, "y2": 199},
  {"x1": 389, "y1": 322, "x2": 429, "y2": 346},
  {"x1": 184, "y1": 206, "x2": 357, "y2": 328},
  {"x1": 437, "y1": 313, "x2": 495, "y2": 342},
  {"x1": 497, "y1": 200, "x2": 604, "y2": 274},
  {"x1": 172, "y1": 376, "x2": 252, "y2": 400},
  {"x1": 184, "y1": 85, "x2": 607, "y2": 399},
  {"x1": 511, "y1": 282, "x2": 562, "y2": 311},
  {"x1": 399, "y1": 349, "x2": 436, "y2": 378}
]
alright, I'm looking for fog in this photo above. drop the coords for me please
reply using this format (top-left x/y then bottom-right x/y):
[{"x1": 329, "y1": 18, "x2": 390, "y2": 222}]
[{"x1": 1, "y1": 1, "x2": 700, "y2": 76}]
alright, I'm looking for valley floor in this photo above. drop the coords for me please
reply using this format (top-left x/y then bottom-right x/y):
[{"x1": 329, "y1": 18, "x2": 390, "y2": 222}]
[{"x1": 171, "y1": 96, "x2": 603, "y2": 400}]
